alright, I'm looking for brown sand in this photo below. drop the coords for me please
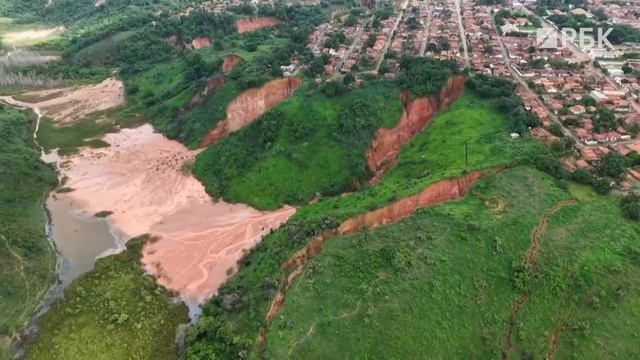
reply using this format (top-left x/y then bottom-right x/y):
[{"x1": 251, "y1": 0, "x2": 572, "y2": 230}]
[
  {"x1": 60, "y1": 124, "x2": 296, "y2": 302},
  {"x1": 19, "y1": 77, "x2": 124, "y2": 124}
]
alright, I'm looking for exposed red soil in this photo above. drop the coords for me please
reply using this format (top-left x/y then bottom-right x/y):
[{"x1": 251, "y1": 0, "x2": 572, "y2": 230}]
[
  {"x1": 199, "y1": 77, "x2": 302, "y2": 147},
  {"x1": 191, "y1": 37, "x2": 210, "y2": 49},
  {"x1": 366, "y1": 75, "x2": 466, "y2": 182},
  {"x1": 236, "y1": 17, "x2": 282, "y2": 33},
  {"x1": 221, "y1": 54, "x2": 243, "y2": 73},
  {"x1": 259, "y1": 169, "x2": 491, "y2": 352},
  {"x1": 501, "y1": 200, "x2": 577, "y2": 360},
  {"x1": 546, "y1": 326, "x2": 564, "y2": 360}
]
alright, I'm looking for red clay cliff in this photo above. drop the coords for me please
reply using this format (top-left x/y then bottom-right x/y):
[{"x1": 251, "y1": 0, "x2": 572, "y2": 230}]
[
  {"x1": 367, "y1": 75, "x2": 466, "y2": 182},
  {"x1": 199, "y1": 77, "x2": 302, "y2": 147},
  {"x1": 221, "y1": 55, "x2": 243, "y2": 73},
  {"x1": 264, "y1": 170, "x2": 487, "y2": 327},
  {"x1": 236, "y1": 17, "x2": 282, "y2": 33}
]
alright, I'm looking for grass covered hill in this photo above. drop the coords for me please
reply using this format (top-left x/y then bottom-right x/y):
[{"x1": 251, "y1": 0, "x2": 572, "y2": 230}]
[
  {"x1": 192, "y1": 57, "x2": 468, "y2": 210},
  {"x1": 266, "y1": 168, "x2": 640, "y2": 359},
  {"x1": 193, "y1": 81, "x2": 404, "y2": 210},
  {"x1": 26, "y1": 236, "x2": 188, "y2": 360},
  {"x1": 0, "y1": 105, "x2": 57, "y2": 358},
  {"x1": 184, "y1": 83, "x2": 544, "y2": 359}
]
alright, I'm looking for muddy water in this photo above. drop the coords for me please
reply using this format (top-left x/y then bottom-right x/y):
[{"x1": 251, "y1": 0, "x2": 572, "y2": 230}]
[
  {"x1": 39, "y1": 140, "x2": 123, "y2": 286},
  {"x1": 0, "y1": 97, "x2": 123, "y2": 285},
  {"x1": 46, "y1": 192, "x2": 124, "y2": 284}
]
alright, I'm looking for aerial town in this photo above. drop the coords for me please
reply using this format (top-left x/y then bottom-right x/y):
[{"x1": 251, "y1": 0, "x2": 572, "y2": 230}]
[
  {"x1": 303, "y1": 0, "x2": 640, "y2": 189},
  {"x1": 5, "y1": 0, "x2": 640, "y2": 358}
]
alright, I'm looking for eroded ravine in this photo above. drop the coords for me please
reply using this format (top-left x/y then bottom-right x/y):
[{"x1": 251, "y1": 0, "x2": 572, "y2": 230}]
[
  {"x1": 199, "y1": 77, "x2": 302, "y2": 147},
  {"x1": 258, "y1": 170, "x2": 492, "y2": 353},
  {"x1": 501, "y1": 200, "x2": 577, "y2": 360},
  {"x1": 236, "y1": 17, "x2": 282, "y2": 33},
  {"x1": 367, "y1": 75, "x2": 465, "y2": 182}
]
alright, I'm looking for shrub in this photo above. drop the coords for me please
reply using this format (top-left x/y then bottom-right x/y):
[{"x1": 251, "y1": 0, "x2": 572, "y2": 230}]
[{"x1": 621, "y1": 194, "x2": 640, "y2": 220}]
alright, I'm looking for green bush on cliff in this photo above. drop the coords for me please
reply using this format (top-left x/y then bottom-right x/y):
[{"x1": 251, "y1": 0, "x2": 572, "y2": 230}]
[{"x1": 396, "y1": 56, "x2": 457, "y2": 97}]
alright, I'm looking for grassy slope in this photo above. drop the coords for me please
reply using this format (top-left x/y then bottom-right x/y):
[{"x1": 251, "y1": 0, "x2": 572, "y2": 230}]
[
  {"x1": 0, "y1": 105, "x2": 57, "y2": 358},
  {"x1": 266, "y1": 167, "x2": 640, "y2": 359},
  {"x1": 295, "y1": 90, "x2": 537, "y2": 220},
  {"x1": 26, "y1": 236, "x2": 188, "y2": 360},
  {"x1": 195, "y1": 81, "x2": 404, "y2": 210},
  {"x1": 187, "y1": 89, "x2": 538, "y2": 357},
  {"x1": 514, "y1": 183, "x2": 640, "y2": 359},
  {"x1": 195, "y1": 85, "x2": 522, "y2": 212}
]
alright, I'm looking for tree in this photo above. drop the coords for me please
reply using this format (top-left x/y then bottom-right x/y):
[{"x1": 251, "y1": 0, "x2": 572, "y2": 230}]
[
  {"x1": 184, "y1": 52, "x2": 208, "y2": 81},
  {"x1": 594, "y1": 177, "x2": 612, "y2": 195},
  {"x1": 622, "y1": 194, "x2": 640, "y2": 220},
  {"x1": 307, "y1": 56, "x2": 326, "y2": 76},
  {"x1": 547, "y1": 123, "x2": 565, "y2": 137},
  {"x1": 593, "y1": 107, "x2": 617, "y2": 133},
  {"x1": 623, "y1": 63, "x2": 633, "y2": 74},
  {"x1": 599, "y1": 152, "x2": 625, "y2": 178},
  {"x1": 593, "y1": 7, "x2": 608, "y2": 21},
  {"x1": 366, "y1": 33, "x2": 376, "y2": 48}
]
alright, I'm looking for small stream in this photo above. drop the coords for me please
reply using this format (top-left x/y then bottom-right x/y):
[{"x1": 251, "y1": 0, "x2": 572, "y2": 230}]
[{"x1": 2, "y1": 99, "x2": 124, "y2": 339}]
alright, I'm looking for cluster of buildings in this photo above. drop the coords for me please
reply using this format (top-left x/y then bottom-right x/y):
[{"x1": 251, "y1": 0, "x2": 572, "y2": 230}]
[
  {"x1": 305, "y1": 0, "x2": 640, "y2": 189},
  {"x1": 463, "y1": 2, "x2": 510, "y2": 77},
  {"x1": 307, "y1": 12, "x2": 366, "y2": 75},
  {"x1": 424, "y1": 0, "x2": 464, "y2": 66}
]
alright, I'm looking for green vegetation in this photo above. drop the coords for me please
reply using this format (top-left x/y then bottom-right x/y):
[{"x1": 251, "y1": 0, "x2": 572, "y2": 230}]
[
  {"x1": 0, "y1": 105, "x2": 57, "y2": 358},
  {"x1": 194, "y1": 81, "x2": 403, "y2": 210},
  {"x1": 395, "y1": 56, "x2": 457, "y2": 97},
  {"x1": 186, "y1": 87, "x2": 538, "y2": 358},
  {"x1": 265, "y1": 167, "x2": 640, "y2": 358},
  {"x1": 266, "y1": 167, "x2": 567, "y2": 358},
  {"x1": 26, "y1": 236, "x2": 188, "y2": 360},
  {"x1": 36, "y1": 108, "x2": 144, "y2": 155},
  {"x1": 466, "y1": 75, "x2": 540, "y2": 134}
]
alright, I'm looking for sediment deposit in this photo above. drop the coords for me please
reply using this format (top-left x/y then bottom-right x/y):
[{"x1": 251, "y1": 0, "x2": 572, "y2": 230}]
[
  {"x1": 55, "y1": 125, "x2": 295, "y2": 303},
  {"x1": 10, "y1": 77, "x2": 124, "y2": 124}
]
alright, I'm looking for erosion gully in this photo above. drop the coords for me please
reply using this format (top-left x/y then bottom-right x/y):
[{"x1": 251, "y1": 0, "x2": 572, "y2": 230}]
[
  {"x1": 257, "y1": 169, "x2": 494, "y2": 355},
  {"x1": 501, "y1": 200, "x2": 577, "y2": 360}
]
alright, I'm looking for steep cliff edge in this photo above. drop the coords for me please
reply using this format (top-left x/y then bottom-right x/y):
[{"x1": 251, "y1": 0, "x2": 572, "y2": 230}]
[
  {"x1": 260, "y1": 169, "x2": 490, "y2": 349},
  {"x1": 367, "y1": 76, "x2": 465, "y2": 182},
  {"x1": 236, "y1": 17, "x2": 282, "y2": 33},
  {"x1": 221, "y1": 54, "x2": 243, "y2": 73},
  {"x1": 199, "y1": 77, "x2": 302, "y2": 147}
]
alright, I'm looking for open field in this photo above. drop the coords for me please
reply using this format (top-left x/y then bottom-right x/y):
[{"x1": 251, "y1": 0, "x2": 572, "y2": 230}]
[
  {"x1": 26, "y1": 236, "x2": 188, "y2": 360},
  {"x1": 265, "y1": 167, "x2": 640, "y2": 359},
  {"x1": 0, "y1": 18, "x2": 63, "y2": 47},
  {"x1": 0, "y1": 104, "x2": 57, "y2": 358}
]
